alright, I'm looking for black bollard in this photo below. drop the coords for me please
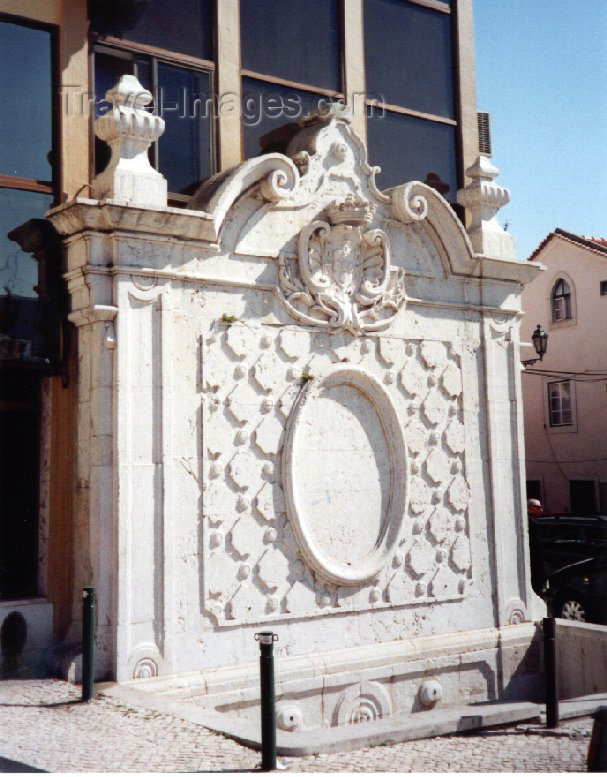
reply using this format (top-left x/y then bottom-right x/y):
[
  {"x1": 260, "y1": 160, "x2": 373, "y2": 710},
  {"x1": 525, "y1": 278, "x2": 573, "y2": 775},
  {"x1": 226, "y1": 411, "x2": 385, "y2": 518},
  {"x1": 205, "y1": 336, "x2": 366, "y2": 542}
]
[
  {"x1": 82, "y1": 587, "x2": 95, "y2": 702},
  {"x1": 255, "y1": 631, "x2": 278, "y2": 771},
  {"x1": 542, "y1": 616, "x2": 559, "y2": 728},
  {"x1": 588, "y1": 706, "x2": 607, "y2": 772}
]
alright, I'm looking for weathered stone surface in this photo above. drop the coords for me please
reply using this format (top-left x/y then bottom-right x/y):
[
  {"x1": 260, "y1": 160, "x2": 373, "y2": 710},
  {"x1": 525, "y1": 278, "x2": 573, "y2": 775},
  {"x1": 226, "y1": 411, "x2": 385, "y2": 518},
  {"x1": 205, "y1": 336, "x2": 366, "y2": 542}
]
[{"x1": 48, "y1": 98, "x2": 541, "y2": 719}]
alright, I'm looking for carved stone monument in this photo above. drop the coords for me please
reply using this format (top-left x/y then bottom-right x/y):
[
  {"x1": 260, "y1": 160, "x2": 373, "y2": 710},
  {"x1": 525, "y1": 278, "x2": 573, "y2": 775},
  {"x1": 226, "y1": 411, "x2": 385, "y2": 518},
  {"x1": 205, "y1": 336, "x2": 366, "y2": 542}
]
[{"x1": 48, "y1": 80, "x2": 543, "y2": 737}]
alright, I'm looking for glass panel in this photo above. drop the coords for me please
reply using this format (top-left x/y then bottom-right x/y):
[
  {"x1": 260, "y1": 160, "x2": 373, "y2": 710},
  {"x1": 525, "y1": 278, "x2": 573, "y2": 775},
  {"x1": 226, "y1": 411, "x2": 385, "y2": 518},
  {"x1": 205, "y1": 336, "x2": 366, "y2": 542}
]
[
  {"x1": 157, "y1": 64, "x2": 212, "y2": 194},
  {"x1": 242, "y1": 78, "x2": 342, "y2": 159},
  {"x1": 0, "y1": 189, "x2": 53, "y2": 362},
  {"x1": 367, "y1": 109, "x2": 457, "y2": 198},
  {"x1": 0, "y1": 21, "x2": 52, "y2": 181},
  {"x1": 90, "y1": 0, "x2": 213, "y2": 61},
  {"x1": 364, "y1": 0, "x2": 454, "y2": 118},
  {"x1": 241, "y1": 0, "x2": 340, "y2": 91},
  {"x1": 94, "y1": 52, "x2": 136, "y2": 115},
  {"x1": 0, "y1": 189, "x2": 52, "y2": 298},
  {"x1": 94, "y1": 52, "x2": 136, "y2": 174}
]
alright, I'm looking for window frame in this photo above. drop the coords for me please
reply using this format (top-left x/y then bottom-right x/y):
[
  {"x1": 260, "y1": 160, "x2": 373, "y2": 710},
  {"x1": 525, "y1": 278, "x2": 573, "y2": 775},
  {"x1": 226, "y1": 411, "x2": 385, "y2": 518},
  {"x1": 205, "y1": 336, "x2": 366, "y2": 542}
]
[
  {"x1": 362, "y1": 0, "x2": 462, "y2": 205},
  {"x1": 90, "y1": 23, "x2": 217, "y2": 203},
  {"x1": 239, "y1": 0, "x2": 345, "y2": 159},
  {"x1": 547, "y1": 379, "x2": 574, "y2": 428},
  {"x1": 551, "y1": 277, "x2": 572, "y2": 322},
  {"x1": 88, "y1": 0, "x2": 470, "y2": 208},
  {"x1": 0, "y1": 12, "x2": 59, "y2": 203}
]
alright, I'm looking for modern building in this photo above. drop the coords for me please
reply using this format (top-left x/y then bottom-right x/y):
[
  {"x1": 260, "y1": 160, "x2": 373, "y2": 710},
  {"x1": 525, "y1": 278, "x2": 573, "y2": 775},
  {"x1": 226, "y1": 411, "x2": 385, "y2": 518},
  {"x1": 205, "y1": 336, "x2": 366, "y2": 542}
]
[
  {"x1": 0, "y1": 0, "x2": 544, "y2": 736},
  {"x1": 522, "y1": 228, "x2": 607, "y2": 514}
]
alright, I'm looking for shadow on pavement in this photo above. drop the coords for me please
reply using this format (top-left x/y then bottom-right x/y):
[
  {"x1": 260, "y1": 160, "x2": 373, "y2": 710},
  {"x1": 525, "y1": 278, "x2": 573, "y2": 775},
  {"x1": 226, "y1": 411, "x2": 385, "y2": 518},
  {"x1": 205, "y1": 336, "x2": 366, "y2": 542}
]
[
  {"x1": 0, "y1": 700, "x2": 81, "y2": 709},
  {"x1": 0, "y1": 756, "x2": 46, "y2": 772}
]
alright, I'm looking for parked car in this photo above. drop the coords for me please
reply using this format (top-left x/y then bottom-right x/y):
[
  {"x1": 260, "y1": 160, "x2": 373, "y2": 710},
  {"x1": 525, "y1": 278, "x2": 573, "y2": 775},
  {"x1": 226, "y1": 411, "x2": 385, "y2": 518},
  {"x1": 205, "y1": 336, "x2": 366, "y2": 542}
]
[
  {"x1": 544, "y1": 554, "x2": 607, "y2": 624},
  {"x1": 528, "y1": 513, "x2": 607, "y2": 624}
]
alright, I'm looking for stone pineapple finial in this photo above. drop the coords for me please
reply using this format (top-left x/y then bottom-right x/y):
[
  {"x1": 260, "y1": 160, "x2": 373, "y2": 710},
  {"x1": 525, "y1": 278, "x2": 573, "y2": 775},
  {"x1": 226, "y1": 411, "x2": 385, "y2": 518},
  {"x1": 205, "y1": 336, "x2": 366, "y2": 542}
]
[
  {"x1": 457, "y1": 155, "x2": 515, "y2": 260},
  {"x1": 92, "y1": 74, "x2": 167, "y2": 208}
]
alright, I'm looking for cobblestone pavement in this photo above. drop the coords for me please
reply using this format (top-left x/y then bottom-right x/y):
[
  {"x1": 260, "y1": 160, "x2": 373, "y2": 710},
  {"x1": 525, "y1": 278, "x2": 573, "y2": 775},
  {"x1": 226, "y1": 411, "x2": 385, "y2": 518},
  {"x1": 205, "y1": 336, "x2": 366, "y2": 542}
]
[{"x1": 0, "y1": 679, "x2": 592, "y2": 773}]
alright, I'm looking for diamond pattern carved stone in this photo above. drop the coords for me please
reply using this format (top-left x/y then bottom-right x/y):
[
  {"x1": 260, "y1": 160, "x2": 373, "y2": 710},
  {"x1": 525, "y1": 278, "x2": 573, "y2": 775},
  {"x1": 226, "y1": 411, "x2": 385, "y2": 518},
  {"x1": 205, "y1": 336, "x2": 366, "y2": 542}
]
[
  {"x1": 451, "y1": 533, "x2": 472, "y2": 571},
  {"x1": 408, "y1": 541, "x2": 433, "y2": 577},
  {"x1": 444, "y1": 420, "x2": 465, "y2": 454},
  {"x1": 230, "y1": 584, "x2": 263, "y2": 620},
  {"x1": 422, "y1": 391, "x2": 448, "y2": 426},
  {"x1": 225, "y1": 325, "x2": 256, "y2": 359},
  {"x1": 227, "y1": 380, "x2": 262, "y2": 425},
  {"x1": 426, "y1": 448, "x2": 450, "y2": 485},
  {"x1": 254, "y1": 352, "x2": 282, "y2": 394},
  {"x1": 285, "y1": 581, "x2": 317, "y2": 612},
  {"x1": 257, "y1": 548, "x2": 290, "y2": 592},
  {"x1": 399, "y1": 360, "x2": 426, "y2": 396},
  {"x1": 254, "y1": 414, "x2": 285, "y2": 456},
  {"x1": 379, "y1": 337, "x2": 403, "y2": 366},
  {"x1": 278, "y1": 329, "x2": 310, "y2": 360},
  {"x1": 406, "y1": 419, "x2": 427, "y2": 456},
  {"x1": 228, "y1": 449, "x2": 258, "y2": 491},
  {"x1": 420, "y1": 340, "x2": 448, "y2": 370},
  {"x1": 429, "y1": 565, "x2": 459, "y2": 597},
  {"x1": 203, "y1": 327, "x2": 471, "y2": 624},
  {"x1": 228, "y1": 519, "x2": 252, "y2": 558},
  {"x1": 428, "y1": 508, "x2": 453, "y2": 544},
  {"x1": 448, "y1": 475, "x2": 470, "y2": 512},
  {"x1": 205, "y1": 409, "x2": 237, "y2": 458},
  {"x1": 441, "y1": 362, "x2": 463, "y2": 397},
  {"x1": 409, "y1": 476, "x2": 431, "y2": 514},
  {"x1": 255, "y1": 481, "x2": 286, "y2": 522}
]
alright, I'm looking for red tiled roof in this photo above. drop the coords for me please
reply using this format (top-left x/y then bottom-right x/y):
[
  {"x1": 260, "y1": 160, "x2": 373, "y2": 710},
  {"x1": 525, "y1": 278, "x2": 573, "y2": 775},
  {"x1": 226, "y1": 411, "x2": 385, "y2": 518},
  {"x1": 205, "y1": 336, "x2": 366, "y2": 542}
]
[{"x1": 528, "y1": 228, "x2": 607, "y2": 261}]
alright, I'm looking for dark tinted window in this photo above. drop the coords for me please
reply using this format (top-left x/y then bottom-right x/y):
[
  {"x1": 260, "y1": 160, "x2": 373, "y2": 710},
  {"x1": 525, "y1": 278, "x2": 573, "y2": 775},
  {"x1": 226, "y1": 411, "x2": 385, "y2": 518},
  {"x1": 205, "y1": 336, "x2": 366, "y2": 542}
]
[
  {"x1": 0, "y1": 189, "x2": 52, "y2": 299},
  {"x1": 157, "y1": 64, "x2": 213, "y2": 194},
  {"x1": 364, "y1": 0, "x2": 453, "y2": 118},
  {"x1": 94, "y1": 51, "x2": 151, "y2": 112},
  {"x1": 90, "y1": 0, "x2": 213, "y2": 60},
  {"x1": 0, "y1": 21, "x2": 52, "y2": 181},
  {"x1": 570, "y1": 480, "x2": 597, "y2": 513},
  {"x1": 240, "y1": 0, "x2": 340, "y2": 91},
  {"x1": 242, "y1": 78, "x2": 341, "y2": 159},
  {"x1": 367, "y1": 109, "x2": 457, "y2": 196}
]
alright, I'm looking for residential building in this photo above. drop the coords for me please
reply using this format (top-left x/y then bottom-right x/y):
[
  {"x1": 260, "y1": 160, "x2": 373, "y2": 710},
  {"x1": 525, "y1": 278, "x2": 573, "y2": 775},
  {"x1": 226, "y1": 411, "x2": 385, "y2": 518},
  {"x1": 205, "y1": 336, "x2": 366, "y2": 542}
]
[{"x1": 522, "y1": 229, "x2": 607, "y2": 513}]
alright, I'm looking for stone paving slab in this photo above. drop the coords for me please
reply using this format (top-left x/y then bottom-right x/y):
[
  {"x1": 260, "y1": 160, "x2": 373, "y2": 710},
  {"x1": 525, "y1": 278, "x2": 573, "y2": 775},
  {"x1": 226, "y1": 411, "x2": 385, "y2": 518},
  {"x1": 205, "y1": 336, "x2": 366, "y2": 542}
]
[{"x1": 0, "y1": 679, "x2": 593, "y2": 773}]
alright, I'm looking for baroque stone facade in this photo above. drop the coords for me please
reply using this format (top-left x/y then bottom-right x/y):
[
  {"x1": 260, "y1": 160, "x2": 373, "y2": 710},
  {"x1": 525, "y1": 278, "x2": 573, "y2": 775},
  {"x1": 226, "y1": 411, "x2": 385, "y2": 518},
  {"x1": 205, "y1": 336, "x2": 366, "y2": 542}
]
[{"x1": 48, "y1": 92, "x2": 542, "y2": 724}]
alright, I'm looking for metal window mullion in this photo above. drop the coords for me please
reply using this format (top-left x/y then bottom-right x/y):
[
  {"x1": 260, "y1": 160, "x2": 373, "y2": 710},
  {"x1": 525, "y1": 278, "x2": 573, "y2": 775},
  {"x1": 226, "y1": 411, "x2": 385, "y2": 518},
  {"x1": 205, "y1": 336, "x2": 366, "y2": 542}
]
[{"x1": 151, "y1": 57, "x2": 160, "y2": 171}]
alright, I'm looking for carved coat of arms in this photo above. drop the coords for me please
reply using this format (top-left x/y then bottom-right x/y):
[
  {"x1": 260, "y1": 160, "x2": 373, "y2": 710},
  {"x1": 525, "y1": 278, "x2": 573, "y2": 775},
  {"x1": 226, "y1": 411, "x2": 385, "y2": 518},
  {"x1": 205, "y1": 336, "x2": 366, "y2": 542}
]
[{"x1": 278, "y1": 195, "x2": 404, "y2": 334}]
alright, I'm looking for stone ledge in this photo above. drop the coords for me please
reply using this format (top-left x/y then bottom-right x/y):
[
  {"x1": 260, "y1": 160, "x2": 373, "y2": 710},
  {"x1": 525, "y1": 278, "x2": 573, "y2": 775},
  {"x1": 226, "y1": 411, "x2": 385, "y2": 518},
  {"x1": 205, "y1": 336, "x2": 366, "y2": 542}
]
[{"x1": 100, "y1": 683, "x2": 541, "y2": 755}]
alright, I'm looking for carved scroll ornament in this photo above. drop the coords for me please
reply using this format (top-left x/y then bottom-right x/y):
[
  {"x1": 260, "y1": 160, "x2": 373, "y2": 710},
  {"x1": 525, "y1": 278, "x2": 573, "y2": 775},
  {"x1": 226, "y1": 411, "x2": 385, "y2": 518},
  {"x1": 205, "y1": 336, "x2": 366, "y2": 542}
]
[{"x1": 278, "y1": 195, "x2": 404, "y2": 335}]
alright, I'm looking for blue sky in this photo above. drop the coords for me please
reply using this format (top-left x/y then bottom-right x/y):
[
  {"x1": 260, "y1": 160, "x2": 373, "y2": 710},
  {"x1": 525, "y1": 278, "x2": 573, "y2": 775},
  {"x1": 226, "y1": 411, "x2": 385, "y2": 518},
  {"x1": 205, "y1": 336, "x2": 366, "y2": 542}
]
[{"x1": 474, "y1": 1, "x2": 607, "y2": 259}]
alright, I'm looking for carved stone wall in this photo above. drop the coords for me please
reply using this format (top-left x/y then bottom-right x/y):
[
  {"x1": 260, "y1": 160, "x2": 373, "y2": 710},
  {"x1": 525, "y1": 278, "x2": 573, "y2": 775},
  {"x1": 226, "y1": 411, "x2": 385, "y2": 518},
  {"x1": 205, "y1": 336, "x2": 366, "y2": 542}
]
[
  {"x1": 202, "y1": 324, "x2": 472, "y2": 626},
  {"x1": 49, "y1": 102, "x2": 542, "y2": 695}
]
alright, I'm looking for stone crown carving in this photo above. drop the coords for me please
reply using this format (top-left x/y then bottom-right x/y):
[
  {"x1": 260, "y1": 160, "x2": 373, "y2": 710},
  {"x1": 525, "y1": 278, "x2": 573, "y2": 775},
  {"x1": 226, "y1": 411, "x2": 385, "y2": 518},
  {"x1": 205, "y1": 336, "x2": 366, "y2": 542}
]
[{"x1": 326, "y1": 194, "x2": 374, "y2": 227}]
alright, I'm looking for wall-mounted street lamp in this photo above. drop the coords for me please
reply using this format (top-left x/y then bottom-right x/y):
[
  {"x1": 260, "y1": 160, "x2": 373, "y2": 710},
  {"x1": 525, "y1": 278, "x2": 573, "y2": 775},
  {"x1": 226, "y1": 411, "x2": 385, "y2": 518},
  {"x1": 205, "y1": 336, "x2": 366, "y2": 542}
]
[{"x1": 522, "y1": 323, "x2": 548, "y2": 367}]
